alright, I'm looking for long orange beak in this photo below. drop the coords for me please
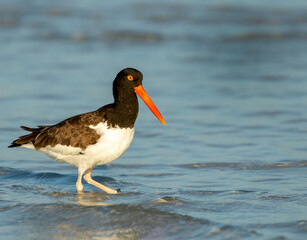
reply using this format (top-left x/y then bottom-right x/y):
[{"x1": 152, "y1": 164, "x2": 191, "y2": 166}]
[{"x1": 134, "y1": 85, "x2": 166, "y2": 125}]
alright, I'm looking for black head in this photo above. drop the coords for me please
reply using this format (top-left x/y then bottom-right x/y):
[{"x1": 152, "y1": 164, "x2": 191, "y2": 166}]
[
  {"x1": 111, "y1": 67, "x2": 166, "y2": 126},
  {"x1": 112, "y1": 68, "x2": 143, "y2": 110},
  {"x1": 114, "y1": 68, "x2": 143, "y2": 91}
]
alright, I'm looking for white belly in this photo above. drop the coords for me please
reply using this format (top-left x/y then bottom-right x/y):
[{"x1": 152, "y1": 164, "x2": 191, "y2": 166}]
[{"x1": 38, "y1": 122, "x2": 135, "y2": 171}]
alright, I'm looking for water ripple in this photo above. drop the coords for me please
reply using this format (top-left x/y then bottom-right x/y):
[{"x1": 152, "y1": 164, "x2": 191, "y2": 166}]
[{"x1": 183, "y1": 161, "x2": 307, "y2": 170}]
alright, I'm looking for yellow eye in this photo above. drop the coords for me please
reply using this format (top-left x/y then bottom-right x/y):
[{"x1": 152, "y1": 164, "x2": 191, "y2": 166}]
[{"x1": 127, "y1": 75, "x2": 134, "y2": 81}]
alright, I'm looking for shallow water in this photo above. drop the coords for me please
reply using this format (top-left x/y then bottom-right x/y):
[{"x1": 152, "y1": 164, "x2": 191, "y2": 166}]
[{"x1": 1, "y1": 0, "x2": 307, "y2": 239}]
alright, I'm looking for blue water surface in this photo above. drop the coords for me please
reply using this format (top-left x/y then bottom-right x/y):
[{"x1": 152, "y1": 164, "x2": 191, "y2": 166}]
[{"x1": 1, "y1": 0, "x2": 307, "y2": 239}]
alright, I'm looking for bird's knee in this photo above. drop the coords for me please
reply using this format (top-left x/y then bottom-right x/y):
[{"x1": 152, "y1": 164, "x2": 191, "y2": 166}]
[{"x1": 83, "y1": 174, "x2": 92, "y2": 183}]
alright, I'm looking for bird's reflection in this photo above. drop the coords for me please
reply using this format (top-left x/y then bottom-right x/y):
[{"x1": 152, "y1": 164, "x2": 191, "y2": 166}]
[
  {"x1": 50, "y1": 191, "x2": 137, "y2": 240},
  {"x1": 73, "y1": 191, "x2": 112, "y2": 206}
]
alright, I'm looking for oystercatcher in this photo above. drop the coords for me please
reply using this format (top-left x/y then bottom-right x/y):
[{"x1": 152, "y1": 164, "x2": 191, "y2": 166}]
[{"x1": 9, "y1": 68, "x2": 165, "y2": 194}]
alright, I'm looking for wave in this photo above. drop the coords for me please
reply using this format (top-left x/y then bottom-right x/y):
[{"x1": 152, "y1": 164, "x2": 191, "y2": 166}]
[
  {"x1": 2, "y1": 202, "x2": 257, "y2": 239},
  {"x1": 182, "y1": 160, "x2": 307, "y2": 170}
]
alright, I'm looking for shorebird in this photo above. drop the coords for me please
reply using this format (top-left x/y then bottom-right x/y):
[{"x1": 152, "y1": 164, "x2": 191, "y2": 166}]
[{"x1": 9, "y1": 68, "x2": 165, "y2": 194}]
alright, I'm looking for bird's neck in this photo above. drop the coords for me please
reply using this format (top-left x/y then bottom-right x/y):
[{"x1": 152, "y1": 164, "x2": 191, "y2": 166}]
[
  {"x1": 114, "y1": 92, "x2": 138, "y2": 111},
  {"x1": 111, "y1": 89, "x2": 139, "y2": 128}
]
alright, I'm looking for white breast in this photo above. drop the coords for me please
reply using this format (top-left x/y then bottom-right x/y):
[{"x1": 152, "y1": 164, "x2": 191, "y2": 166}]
[{"x1": 38, "y1": 122, "x2": 135, "y2": 171}]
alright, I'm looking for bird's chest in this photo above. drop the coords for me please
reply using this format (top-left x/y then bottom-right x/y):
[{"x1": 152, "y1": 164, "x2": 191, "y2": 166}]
[{"x1": 83, "y1": 123, "x2": 135, "y2": 165}]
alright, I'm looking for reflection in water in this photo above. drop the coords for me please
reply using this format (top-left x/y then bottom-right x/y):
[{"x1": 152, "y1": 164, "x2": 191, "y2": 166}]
[
  {"x1": 15, "y1": 192, "x2": 215, "y2": 239},
  {"x1": 74, "y1": 191, "x2": 111, "y2": 206},
  {"x1": 53, "y1": 192, "x2": 136, "y2": 240}
]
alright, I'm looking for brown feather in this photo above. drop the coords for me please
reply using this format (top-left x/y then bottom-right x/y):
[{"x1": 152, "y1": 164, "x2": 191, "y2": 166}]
[{"x1": 9, "y1": 109, "x2": 108, "y2": 149}]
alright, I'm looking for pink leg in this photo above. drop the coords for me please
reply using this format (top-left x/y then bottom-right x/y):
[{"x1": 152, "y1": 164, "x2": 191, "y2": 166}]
[
  {"x1": 83, "y1": 168, "x2": 119, "y2": 194},
  {"x1": 76, "y1": 168, "x2": 85, "y2": 193}
]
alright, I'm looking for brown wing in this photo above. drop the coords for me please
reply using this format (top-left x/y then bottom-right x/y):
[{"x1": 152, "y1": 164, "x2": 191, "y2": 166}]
[
  {"x1": 9, "y1": 110, "x2": 106, "y2": 149},
  {"x1": 8, "y1": 126, "x2": 49, "y2": 148}
]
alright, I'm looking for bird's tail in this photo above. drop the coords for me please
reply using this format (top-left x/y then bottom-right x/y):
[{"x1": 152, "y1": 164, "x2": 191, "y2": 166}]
[{"x1": 8, "y1": 126, "x2": 46, "y2": 148}]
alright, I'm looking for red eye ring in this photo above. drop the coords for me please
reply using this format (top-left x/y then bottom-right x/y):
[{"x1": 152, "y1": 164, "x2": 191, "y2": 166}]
[{"x1": 127, "y1": 75, "x2": 134, "y2": 81}]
